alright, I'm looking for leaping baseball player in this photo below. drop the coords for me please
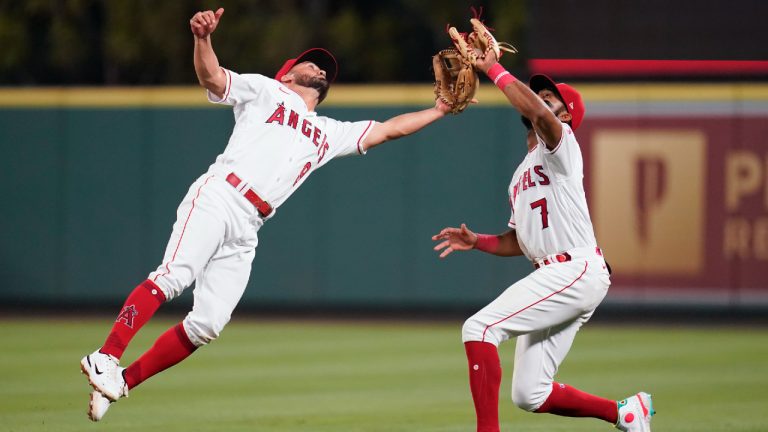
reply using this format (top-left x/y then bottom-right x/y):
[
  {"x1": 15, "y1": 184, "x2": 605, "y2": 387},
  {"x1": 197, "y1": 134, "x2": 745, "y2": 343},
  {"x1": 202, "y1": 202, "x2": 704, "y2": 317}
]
[
  {"x1": 79, "y1": 7, "x2": 455, "y2": 421},
  {"x1": 431, "y1": 32, "x2": 656, "y2": 432}
]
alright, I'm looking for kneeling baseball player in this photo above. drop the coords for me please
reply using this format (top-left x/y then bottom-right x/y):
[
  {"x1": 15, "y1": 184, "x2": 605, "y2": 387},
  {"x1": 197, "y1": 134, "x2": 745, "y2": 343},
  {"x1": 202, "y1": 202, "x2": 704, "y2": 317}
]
[{"x1": 431, "y1": 19, "x2": 655, "y2": 432}]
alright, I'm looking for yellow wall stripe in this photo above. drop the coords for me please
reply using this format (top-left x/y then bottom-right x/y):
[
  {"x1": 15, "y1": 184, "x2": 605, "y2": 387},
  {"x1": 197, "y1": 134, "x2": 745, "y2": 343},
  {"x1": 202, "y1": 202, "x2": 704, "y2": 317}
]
[{"x1": 1, "y1": 83, "x2": 767, "y2": 107}]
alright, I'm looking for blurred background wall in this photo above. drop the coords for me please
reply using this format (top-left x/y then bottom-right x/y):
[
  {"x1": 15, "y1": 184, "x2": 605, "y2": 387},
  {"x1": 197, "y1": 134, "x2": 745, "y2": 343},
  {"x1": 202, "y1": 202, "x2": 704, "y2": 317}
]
[
  {"x1": 1, "y1": 0, "x2": 766, "y2": 313},
  {"x1": 2, "y1": 0, "x2": 766, "y2": 85}
]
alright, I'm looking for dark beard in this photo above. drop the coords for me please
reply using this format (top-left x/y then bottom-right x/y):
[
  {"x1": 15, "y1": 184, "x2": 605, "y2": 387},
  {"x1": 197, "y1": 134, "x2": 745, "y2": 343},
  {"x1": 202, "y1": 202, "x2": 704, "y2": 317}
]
[{"x1": 294, "y1": 73, "x2": 330, "y2": 104}]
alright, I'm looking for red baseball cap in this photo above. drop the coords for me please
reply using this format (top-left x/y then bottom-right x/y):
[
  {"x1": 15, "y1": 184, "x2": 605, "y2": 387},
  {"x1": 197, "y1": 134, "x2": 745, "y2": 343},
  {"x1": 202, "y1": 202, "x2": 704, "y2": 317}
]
[
  {"x1": 274, "y1": 48, "x2": 338, "y2": 83},
  {"x1": 529, "y1": 74, "x2": 585, "y2": 130}
]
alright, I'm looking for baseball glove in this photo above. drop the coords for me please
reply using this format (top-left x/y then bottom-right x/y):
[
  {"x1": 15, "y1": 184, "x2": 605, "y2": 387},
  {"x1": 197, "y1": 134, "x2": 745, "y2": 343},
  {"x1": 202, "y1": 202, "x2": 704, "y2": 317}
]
[
  {"x1": 432, "y1": 48, "x2": 478, "y2": 115},
  {"x1": 448, "y1": 18, "x2": 518, "y2": 67}
]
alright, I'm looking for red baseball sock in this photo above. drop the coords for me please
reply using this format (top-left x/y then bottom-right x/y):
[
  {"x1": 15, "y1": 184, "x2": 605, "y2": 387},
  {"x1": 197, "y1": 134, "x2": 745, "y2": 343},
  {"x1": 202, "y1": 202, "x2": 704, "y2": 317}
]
[
  {"x1": 123, "y1": 322, "x2": 198, "y2": 390},
  {"x1": 464, "y1": 341, "x2": 503, "y2": 432},
  {"x1": 101, "y1": 280, "x2": 167, "y2": 359},
  {"x1": 535, "y1": 382, "x2": 618, "y2": 423}
]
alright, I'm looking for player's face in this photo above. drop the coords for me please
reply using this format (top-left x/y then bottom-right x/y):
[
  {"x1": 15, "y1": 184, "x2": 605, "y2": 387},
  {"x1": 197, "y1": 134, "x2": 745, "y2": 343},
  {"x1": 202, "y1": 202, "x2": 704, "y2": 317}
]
[
  {"x1": 289, "y1": 61, "x2": 330, "y2": 102},
  {"x1": 291, "y1": 62, "x2": 328, "y2": 87},
  {"x1": 537, "y1": 88, "x2": 571, "y2": 123},
  {"x1": 537, "y1": 89, "x2": 565, "y2": 114}
]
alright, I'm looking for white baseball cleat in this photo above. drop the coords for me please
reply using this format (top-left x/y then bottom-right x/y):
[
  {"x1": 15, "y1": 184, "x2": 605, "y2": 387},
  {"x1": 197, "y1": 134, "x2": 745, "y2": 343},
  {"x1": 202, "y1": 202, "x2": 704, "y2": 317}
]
[
  {"x1": 80, "y1": 350, "x2": 129, "y2": 402},
  {"x1": 87, "y1": 391, "x2": 113, "y2": 421},
  {"x1": 615, "y1": 392, "x2": 655, "y2": 432}
]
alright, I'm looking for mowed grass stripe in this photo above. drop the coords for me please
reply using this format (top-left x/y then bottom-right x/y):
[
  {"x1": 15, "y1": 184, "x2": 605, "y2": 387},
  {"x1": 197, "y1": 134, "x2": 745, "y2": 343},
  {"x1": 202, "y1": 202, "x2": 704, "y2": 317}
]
[{"x1": 1, "y1": 318, "x2": 767, "y2": 431}]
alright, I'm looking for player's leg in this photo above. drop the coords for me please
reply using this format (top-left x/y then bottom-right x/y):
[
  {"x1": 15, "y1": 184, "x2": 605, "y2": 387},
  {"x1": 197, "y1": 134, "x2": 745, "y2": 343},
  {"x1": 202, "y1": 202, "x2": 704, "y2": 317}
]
[
  {"x1": 100, "y1": 279, "x2": 167, "y2": 359},
  {"x1": 92, "y1": 175, "x2": 224, "y2": 360},
  {"x1": 511, "y1": 318, "x2": 617, "y2": 422},
  {"x1": 461, "y1": 259, "x2": 607, "y2": 432},
  {"x1": 512, "y1": 319, "x2": 655, "y2": 431},
  {"x1": 81, "y1": 175, "x2": 226, "y2": 405},
  {"x1": 463, "y1": 340, "x2": 502, "y2": 432},
  {"x1": 123, "y1": 216, "x2": 260, "y2": 391},
  {"x1": 505, "y1": 261, "x2": 652, "y2": 428}
]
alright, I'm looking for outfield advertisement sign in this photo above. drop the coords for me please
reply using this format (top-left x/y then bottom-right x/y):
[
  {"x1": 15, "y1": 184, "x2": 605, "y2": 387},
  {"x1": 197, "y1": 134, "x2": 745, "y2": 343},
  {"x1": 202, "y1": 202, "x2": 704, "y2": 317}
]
[{"x1": 579, "y1": 111, "x2": 768, "y2": 305}]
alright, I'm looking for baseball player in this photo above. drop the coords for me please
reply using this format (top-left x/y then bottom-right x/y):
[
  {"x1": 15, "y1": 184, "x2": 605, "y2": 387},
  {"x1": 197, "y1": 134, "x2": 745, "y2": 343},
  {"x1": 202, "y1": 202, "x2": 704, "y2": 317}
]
[
  {"x1": 431, "y1": 49, "x2": 655, "y2": 431},
  {"x1": 79, "y1": 7, "x2": 454, "y2": 422}
]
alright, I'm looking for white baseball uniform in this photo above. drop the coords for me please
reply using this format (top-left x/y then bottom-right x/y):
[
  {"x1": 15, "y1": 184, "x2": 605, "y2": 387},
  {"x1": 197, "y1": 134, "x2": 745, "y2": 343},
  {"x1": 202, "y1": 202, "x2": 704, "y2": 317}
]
[
  {"x1": 462, "y1": 123, "x2": 611, "y2": 411},
  {"x1": 147, "y1": 68, "x2": 375, "y2": 346}
]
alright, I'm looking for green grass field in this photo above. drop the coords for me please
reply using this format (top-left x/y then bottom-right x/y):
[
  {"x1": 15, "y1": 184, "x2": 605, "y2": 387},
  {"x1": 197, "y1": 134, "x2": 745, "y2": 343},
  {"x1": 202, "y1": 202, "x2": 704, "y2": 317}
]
[{"x1": 1, "y1": 317, "x2": 767, "y2": 431}]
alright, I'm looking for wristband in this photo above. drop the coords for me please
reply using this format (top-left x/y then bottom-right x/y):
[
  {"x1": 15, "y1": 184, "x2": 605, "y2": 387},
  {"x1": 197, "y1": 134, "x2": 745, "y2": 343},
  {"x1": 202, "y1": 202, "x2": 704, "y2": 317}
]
[
  {"x1": 486, "y1": 63, "x2": 516, "y2": 91},
  {"x1": 475, "y1": 234, "x2": 500, "y2": 254}
]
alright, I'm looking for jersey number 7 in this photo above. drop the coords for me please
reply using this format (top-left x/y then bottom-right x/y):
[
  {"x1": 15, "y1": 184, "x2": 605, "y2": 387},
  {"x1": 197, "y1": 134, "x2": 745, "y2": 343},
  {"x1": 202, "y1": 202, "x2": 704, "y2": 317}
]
[{"x1": 530, "y1": 198, "x2": 549, "y2": 229}]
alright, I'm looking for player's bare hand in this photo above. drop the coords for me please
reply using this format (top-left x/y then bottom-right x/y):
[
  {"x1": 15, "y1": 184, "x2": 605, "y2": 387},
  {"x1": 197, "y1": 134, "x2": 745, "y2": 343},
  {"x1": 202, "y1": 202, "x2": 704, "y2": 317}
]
[
  {"x1": 473, "y1": 47, "x2": 498, "y2": 74},
  {"x1": 434, "y1": 96, "x2": 477, "y2": 115},
  {"x1": 431, "y1": 223, "x2": 477, "y2": 258},
  {"x1": 190, "y1": 8, "x2": 224, "y2": 39},
  {"x1": 434, "y1": 98, "x2": 452, "y2": 114}
]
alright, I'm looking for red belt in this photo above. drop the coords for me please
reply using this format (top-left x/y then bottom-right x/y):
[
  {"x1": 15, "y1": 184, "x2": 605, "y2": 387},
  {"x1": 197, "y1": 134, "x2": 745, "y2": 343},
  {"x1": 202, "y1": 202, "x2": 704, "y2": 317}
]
[
  {"x1": 534, "y1": 247, "x2": 603, "y2": 269},
  {"x1": 225, "y1": 173, "x2": 273, "y2": 217},
  {"x1": 534, "y1": 253, "x2": 572, "y2": 269}
]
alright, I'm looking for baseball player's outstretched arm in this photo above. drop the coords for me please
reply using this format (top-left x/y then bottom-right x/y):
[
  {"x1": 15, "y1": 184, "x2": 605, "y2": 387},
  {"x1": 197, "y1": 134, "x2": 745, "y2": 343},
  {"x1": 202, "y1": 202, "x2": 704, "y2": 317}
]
[
  {"x1": 432, "y1": 224, "x2": 523, "y2": 258},
  {"x1": 360, "y1": 99, "x2": 452, "y2": 151},
  {"x1": 474, "y1": 52, "x2": 563, "y2": 150},
  {"x1": 191, "y1": 8, "x2": 227, "y2": 98}
]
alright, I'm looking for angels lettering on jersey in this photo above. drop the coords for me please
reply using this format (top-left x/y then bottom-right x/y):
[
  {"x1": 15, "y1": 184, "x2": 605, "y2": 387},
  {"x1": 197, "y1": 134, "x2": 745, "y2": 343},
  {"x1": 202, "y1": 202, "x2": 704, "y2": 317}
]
[
  {"x1": 264, "y1": 102, "x2": 332, "y2": 185},
  {"x1": 510, "y1": 164, "x2": 551, "y2": 223},
  {"x1": 506, "y1": 125, "x2": 598, "y2": 261},
  {"x1": 206, "y1": 68, "x2": 375, "y2": 210}
]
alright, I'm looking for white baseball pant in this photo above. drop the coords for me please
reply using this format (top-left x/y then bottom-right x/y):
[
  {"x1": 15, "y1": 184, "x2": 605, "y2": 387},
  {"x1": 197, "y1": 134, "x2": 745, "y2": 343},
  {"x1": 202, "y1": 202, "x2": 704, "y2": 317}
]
[
  {"x1": 462, "y1": 249, "x2": 610, "y2": 411},
  {"x1": 148, "y1": 173, "x2": 263, "y2": 347}
]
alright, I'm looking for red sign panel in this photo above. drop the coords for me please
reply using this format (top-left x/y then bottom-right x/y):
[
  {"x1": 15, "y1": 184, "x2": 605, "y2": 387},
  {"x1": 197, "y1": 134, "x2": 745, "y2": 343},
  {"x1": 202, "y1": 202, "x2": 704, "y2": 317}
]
[{"x1": 578, "y1": 116, "x2": 768, "y2": 303}]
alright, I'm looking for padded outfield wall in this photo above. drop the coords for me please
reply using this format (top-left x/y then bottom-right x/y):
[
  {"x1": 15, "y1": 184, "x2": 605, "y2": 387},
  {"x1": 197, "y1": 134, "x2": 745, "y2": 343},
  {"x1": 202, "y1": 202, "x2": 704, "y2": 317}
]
[{"x1": 0, "y1": 83, "x2": 766, "y2": 310}]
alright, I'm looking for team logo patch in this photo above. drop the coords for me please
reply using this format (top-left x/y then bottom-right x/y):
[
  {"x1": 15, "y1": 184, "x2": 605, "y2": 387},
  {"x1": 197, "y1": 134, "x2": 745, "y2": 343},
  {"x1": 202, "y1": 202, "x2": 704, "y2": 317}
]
[{"x1": 116, "y1": 304, "x2": 138, "y2": 328}]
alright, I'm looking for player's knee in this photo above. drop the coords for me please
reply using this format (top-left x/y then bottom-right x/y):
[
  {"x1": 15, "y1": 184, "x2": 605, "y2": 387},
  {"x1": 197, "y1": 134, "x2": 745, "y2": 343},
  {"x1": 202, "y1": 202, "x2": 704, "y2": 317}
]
[
  {"x1": 511, "y1": 380, "x2": 549, "y2": 412},
  {"x1": 462, "y1": 315, "x2": 500, "y2": 345},
  {"x1": 511, "y1": 387, "x2": 543, "y2": 412},
  {"x1": 150, "y1": 276, "x2": 187, "y2": 301},
  {"x1": 183, "y1": 315, "x2": 228, "y2": 346},
  {"x1": 149, "y1": 266, "x2": 198, "y2": 301},
  {"x1": 461, "y1": 316, "x2": 482, "y2": 342}
]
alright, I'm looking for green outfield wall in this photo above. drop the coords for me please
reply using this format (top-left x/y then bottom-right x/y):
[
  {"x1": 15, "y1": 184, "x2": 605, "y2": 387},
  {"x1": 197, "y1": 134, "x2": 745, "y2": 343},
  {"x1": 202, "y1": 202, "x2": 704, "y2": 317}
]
[{"x1": 1, "y1": 84, "x2": 767, "y2": 310}]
